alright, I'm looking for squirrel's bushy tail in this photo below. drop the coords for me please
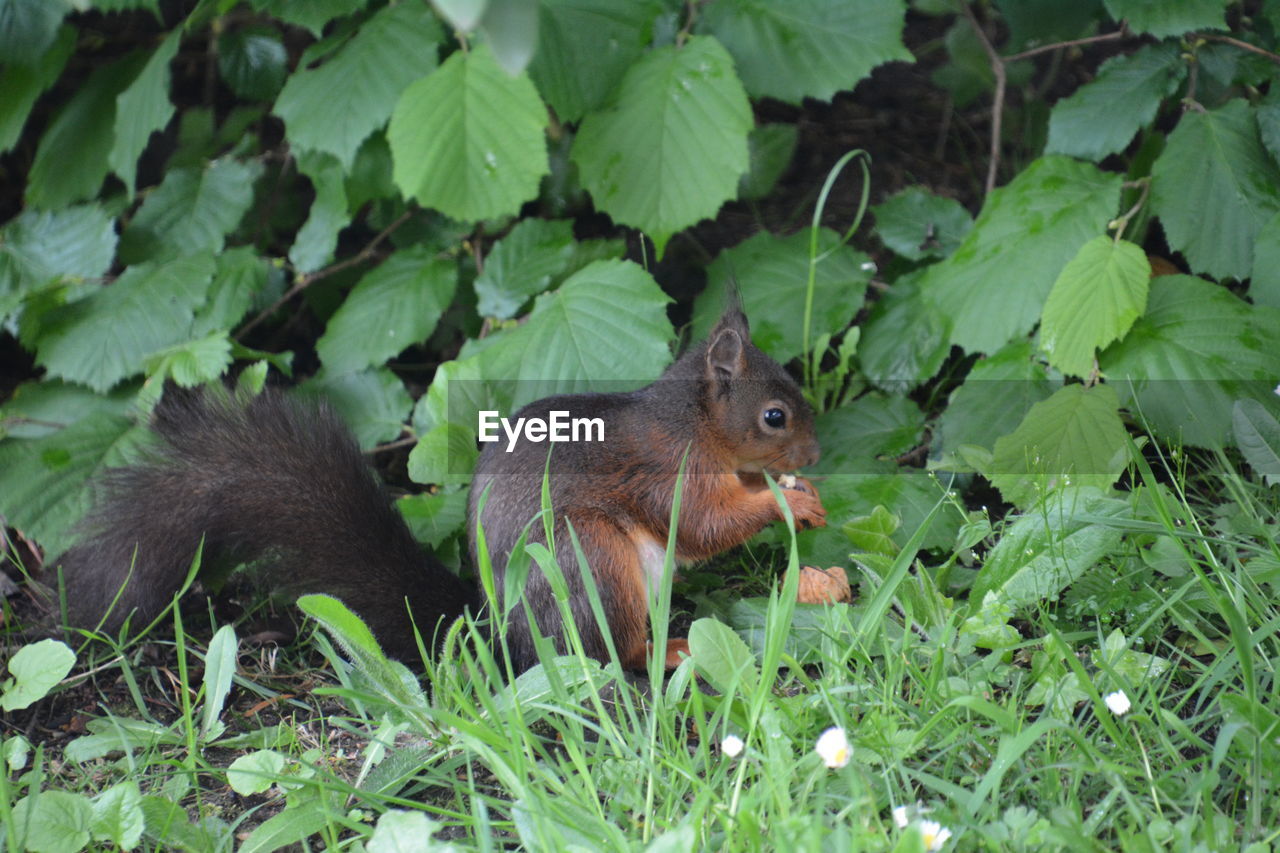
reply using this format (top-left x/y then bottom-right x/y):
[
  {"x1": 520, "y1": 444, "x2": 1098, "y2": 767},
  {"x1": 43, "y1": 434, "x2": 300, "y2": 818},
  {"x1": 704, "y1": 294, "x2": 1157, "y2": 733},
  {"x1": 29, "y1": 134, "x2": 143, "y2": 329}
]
[{"x1": 58, "y1": 388, "x2": 471, "y2": 661}]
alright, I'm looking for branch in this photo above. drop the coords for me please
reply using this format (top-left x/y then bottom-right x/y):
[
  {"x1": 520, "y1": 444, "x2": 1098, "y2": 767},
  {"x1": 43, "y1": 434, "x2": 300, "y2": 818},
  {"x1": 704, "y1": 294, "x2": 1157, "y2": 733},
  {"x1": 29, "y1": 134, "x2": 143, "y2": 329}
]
[
  {"x1": 1195, "y1": 32, "x2": 1280, "y2": 66},
  {"x1": 960, "y1": 2, "x2": 1006, "y2": 196},
  {"x1": 1003, "y1": 27, "x2": 1128, "y2": 63}
]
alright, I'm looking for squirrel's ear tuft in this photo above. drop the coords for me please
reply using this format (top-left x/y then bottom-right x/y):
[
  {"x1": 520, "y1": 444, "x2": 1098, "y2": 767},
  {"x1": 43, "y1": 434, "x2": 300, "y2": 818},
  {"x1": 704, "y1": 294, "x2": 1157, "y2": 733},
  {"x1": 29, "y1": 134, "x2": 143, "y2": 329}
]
[
  {"x1": 710, "y1": 298, "x2": 750, "y2": 340},
  {"x1": 707, "y1": 326, "x2": 745, "y2": 383}
]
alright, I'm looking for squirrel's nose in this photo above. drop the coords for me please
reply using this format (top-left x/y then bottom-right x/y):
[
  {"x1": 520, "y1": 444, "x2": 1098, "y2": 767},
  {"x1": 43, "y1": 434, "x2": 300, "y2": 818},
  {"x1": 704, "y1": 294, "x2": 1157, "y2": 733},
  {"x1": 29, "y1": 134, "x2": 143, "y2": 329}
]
[{"x1": 799, "y1": 441, "x2": 820, "y2": 469}]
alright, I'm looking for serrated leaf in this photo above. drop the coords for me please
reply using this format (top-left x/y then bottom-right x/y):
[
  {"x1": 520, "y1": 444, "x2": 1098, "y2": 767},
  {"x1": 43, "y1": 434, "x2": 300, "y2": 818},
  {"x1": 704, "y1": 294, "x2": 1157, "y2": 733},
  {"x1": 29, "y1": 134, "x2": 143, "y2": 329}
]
[
  {"x1": 109, "y1": 28, "x2": 180, "y2": 196},
  {"x1": 872, "y1": 186, "x2": 973, "y2": 261},
  {"x1": 26, "y1": 52, "x2": 143, "y2": 209},
  {"x1": 1100, "y1": 275, "x2": 1280, "y2": 447},
  {"x1": 1046, "y1": 43, "x2": 1185, "y2": 161},
  {"x1": 1, "y1": 639, "x2": 75, "y2": 711},
  {"x1": 858, "y1": 275, "x2": 952, "y2": 393},
  {"x1": 0, "y1": 379, "x2": 135, "y2": 440},
  {"x1": 920, "y1": 156, "x2": 1122, "y2": 354},
  {"x1": 1233, "y1": 399, "x2": 1280, "y2": 486},
  {"x1": 1040, "y1": 236, "x2": 1150, "y2": 377},
  {"x1": 474, "y1": 219, "x2": 576, "y2": 318},
  {"x1": 0, "y1": 0, "x2": 70, "y2": 66},
  {"x1": 528, "y1": 0, "x2": 658, "y2": 122},
  {"x1": 143, "y1": 332, "x2": 233, "y2": 387},
  {"x1": 275, "y1": 3, "x2": 440, "y2": 169},
  {"x1": 90, "y1": 782, "x2": 144, "y2": 850},
  {"x1": 389, "y1": 43, "x2": 547, "y2": 222},
  {"x1": 218, "y1": 27, "x2": 287, "y2": 100},
  {"x1": 0, "y1": 24, "x2": 74, "y2": 154},
  {"x1": 571, "y1": 36, "x2": 751, "y2": 255},
  {"x1": 816, "y1": 395, "x2": 924, "y2": 475},
  {"x1": 119, "y1": 158, "x2": 263, "y2": 263},
  {"x1": 34, "y1": 253, "x2": 216, "y2": 392},
  {"x1": 290, "y1": 152, "x2": 350, "y2": 274},
  {"x1": 316, "y1": 250, "x2": 457, "y2": 374},
  {"x1": 1102, "y1": 0, "x2": 1226, "y2": 37},
  {"x1": 193, "y1": 246, "x2": 271, "y2": 336},
  {"x1": 988, "y1": 384, "x2": 1128, "y2": 507},
  {"x1": 11, "y1": 791, "x2": 93, "y2": 853},
  {"x1": 1151, "y1": 99, "x2": 1280, "y2": 281},
  {"x1": 825, "y1": 471, "x2": 962, "y2": 552},
  {"x1": 971, "y1": 487, "x2": 1130, "y2": 608},
  {"x1": 1252, "y1": 212, "x2": 1280, "y2": 309},
  {"x1": 2, "y1": 204, "x2": 117, "y2": 290},
  {"x1": 692, "y1": 229, "x2": 870, "y2": 364},
  {"x1": 700, "y1": 0, "x2": 910, "y2": 104},
  {"x1": 296, "y1": 368, "x2": 412, "y2": 449},
  {"x1": 251, "y1": 0, "x2": 366, "y2": 37}
]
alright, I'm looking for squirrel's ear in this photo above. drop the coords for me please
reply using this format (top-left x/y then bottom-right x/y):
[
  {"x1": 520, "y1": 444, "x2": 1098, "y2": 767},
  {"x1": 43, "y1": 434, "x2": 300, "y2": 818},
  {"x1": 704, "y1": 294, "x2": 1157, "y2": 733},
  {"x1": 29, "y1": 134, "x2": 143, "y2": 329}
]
[
  {"x1": 711, "y1": 300, "x2": 750, "y2": 339},
  {"x1": 707, "y1": 326, "x2": 746, "y2": 383}
]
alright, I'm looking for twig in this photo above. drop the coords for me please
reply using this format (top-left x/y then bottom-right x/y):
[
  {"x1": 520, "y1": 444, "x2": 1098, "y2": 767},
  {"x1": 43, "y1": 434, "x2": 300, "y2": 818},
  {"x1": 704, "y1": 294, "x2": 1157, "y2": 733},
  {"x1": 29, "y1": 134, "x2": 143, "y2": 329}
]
[
  {"x1": 1003, "y1": 27, "x2": 1128, "y2": 63},
  {"x1": 960, "y1": 2, "x2": 1006, "y2": 196},
  {"x1": 236, "y1": 210, "x2": 414, "y2": 340},
  {"x1": 1196, "y1": 32, "x2": 1280, "y2": 66}
]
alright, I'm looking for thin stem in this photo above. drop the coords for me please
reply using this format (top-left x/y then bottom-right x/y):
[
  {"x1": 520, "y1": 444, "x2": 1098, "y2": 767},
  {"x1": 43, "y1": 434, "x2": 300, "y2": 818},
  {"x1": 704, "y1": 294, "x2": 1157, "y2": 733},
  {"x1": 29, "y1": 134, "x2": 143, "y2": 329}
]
[
  {"x1": 960, "y1": 2, "x2": 1006, "y2": 196},
  {"x1": 1003, "y1": 27, "x2": 1128, "y2": 63},
  {"x1": 1195, "y1": 32, "x2": 1280, "y2": 66}
]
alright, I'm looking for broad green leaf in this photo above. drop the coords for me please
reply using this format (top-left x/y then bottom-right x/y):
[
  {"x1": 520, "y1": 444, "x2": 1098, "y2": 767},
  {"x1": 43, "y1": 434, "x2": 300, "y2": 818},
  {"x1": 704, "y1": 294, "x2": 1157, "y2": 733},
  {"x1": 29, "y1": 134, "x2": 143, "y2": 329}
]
[
  {"x1": 687, "y1": 617, "x2": 760, "y2": 695},
  {"x1": 572, "y1": 36, "x2": 751, "y2": 256},
  {"x1": 973, "y1": 488, "x2": 1129, "y2": 611},
  {"x1": 434, "y1": 0, "x2": 487, "y2": 31},
  {"x1": 250, "y1": 0, "x2": 366, "y2": 36},
  {"x1": 2, "y1": 204, "x2": 117, "y2": 289},
  {"x1": 1100, "y1": 275, "x2": 1280, "y2": 447},
  {"x1": 389, "y1": 43, "x2": 547, "y2": 221},
  {"x1": 398, "y1": 489, "x2": 469, "y2": 549},
  {"x1": 935, "y1": 340, "x2": 1060, "y2": 468},
  {"x1": 119, "y1": 158, "x2": 263, "y2": 263},
  {"x1": 1151, "y1": 99, "x2": 1280, "y2": 281},
  {"x1": 1046, "y1": 43, "x2": 1185, "y2": 161},
  {"x1": 693, "y1": 228, "x2": 870, "y2": 364},
  {"x1": 1249, "y1": 211, "x2": 1280, "y2": 309},
  {"x1": 858, "y1": 275, "x2": 952, "y2": 393},
  {"x1": 239, "y1": 799, "x2": 330, "y2": 853},
  {"x1": 0, "y1": 379, "x2": 134, "y2": 440},
  {"x1": 1, "y1": 639, "x2": 75, "y2": 711},
  {"x1": 296, "y1": 367, "x2": 412, "y2": 448},
  {"x1": 1259, "y1": 90, "x2": 1280, "y2": 164},
  {"x1": 0, "y1": 0, "x2": 70, "y2": 66},
  {"x1": 1233, "y1": 399, "x2": 1280, "y2": 486},
  {"x1": 828, "y1": 471, "x2": 962, "y2": 552},
  {"x1": 201, "y1": 625, "x2": 238, "y2": 740},
  {"x1": 987, "y1": 384, "x2": 1128, "y2": 507},
  {"x1": 480, "y1": 0, "x2": 539, "y2": 75},
  {"x1": 193, "y1": 246, "x2": 272, "y2": 336},
  {"x1": 227, "y1": 750, "x2": 285, "y2": 796},
  {"x1": 90, "y1": 782, "x2": 144, "y2": 850},
  {"x1": 920, "y1": 156, "x2": 1122, "y2": 354},
  {"x1": 34, "y1": 253, "x2": 216, "y2": 392},
  {"x1": 528, "y1": 0, "x2": 657, "y2": 122},
  {"x1": 369, "y1": 810, "x2": 445, "y2": 853},
  {"x1": 843, "y1": 505, "x2": 900, "y2": 555},
  {"x1": 275, "y1": 3, "x2": 440, "y2": 169},
  {"x1": 26, "y1": 52, "x2": 143, "y2": 209},
  {"x1": 218, "y1": 27, "x2": 287, "y2": 100},
  {"x1": 109, "y1": 28, "x2": 180, "y2": 196},
  {"x1": 700, "y1": 0, "x2": 910, "y2": 104},
  {"x1": 0, "y1": 24, "x2": 74, "y2": 153},
  {"x1": 140, "y1": 795, "x2": 232, "y2": 851},
  {"x1": 474, "y1": 218, "x2": 576, "y2": 318},
  {"x1": 872, "y1": 186, "x2": 973, "y2": 261},
  {"x1": 290, "y1": 152, "x2": 350, "y2": 274},
  {"x1": 316, "y1": 250, "x2": 457, "y2": 374},
  {"x1": 143, "y1": 332, "x2": 234, "y2": 388},
  {"x1": 1102, "y1": 0, "x2": 1227, "y2": 37},
  {"x1": 10, "y1": 791, "x2": 92, "y2": 853},
  {"x1": 997, "y1": 0, "x2": 1104, "y2": 49},
  {"x1": 1040, "y1": 236, "x2": 1150, "y2": 378},
  {"x1": 739, "y1": 123, "x2": 798, "y2": 201},
  {"x1": 816, "y1": 395, "x2": 924, "y2": 475}
]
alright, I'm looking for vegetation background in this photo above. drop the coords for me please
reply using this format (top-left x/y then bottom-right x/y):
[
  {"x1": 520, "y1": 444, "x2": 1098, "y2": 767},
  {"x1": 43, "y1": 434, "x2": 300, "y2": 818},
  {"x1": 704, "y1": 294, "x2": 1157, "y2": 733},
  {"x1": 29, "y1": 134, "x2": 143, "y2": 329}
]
[{"x1": 2, "y1": 0, "x2": 1280, "y2": 850}]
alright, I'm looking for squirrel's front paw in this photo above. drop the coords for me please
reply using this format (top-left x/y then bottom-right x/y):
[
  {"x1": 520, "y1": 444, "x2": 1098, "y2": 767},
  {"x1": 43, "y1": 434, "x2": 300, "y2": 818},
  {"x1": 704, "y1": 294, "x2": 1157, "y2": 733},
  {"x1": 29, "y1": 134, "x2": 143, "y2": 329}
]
[{"x1": 784, "y1": 489, "x2": 827, "y2": 530}]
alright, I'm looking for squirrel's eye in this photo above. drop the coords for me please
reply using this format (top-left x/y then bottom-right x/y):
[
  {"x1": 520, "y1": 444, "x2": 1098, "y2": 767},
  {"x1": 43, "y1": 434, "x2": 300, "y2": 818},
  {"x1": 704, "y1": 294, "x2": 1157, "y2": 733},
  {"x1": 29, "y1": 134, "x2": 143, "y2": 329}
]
[{"x1": 763, "y1": 407, "x2": 786, "y2": 429}]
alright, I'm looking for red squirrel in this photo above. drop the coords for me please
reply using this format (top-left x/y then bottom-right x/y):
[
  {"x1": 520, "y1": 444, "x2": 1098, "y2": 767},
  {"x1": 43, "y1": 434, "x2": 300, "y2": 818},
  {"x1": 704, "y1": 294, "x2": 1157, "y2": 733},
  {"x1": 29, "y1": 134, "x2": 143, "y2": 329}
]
[{"x1": 57, "y1": 307, "x2": 825, "y2": 673}]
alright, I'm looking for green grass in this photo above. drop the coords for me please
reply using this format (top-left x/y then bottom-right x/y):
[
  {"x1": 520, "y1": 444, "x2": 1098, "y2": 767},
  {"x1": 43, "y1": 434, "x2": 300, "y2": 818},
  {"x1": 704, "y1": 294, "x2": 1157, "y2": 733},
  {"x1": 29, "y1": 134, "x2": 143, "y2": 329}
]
[{"x1": 3, "y1": 450, "x2": 1279, "y2": 852}]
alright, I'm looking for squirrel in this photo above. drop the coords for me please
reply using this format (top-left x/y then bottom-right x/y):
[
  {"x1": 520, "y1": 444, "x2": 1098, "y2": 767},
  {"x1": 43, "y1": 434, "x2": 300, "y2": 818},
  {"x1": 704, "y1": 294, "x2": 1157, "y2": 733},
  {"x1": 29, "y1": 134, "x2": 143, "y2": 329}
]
[{"x1": 55, "y1": 307, "x2": 825, "y2": 673}]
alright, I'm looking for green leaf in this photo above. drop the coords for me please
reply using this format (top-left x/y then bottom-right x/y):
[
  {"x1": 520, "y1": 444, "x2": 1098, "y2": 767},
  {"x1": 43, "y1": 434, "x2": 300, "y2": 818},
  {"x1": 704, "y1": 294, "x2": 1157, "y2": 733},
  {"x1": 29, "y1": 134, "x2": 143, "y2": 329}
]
[
  {"x1": 739, "y1": 123, "x2": 798, "y2": 201},
  {"x1": 227, "y1": 750, "x2": 285, "y2": 796},
  {"x1": 1100, "y1": 275, "x2": 1280, "y2": 447},
  {"x1": 193, "y1": 246, "x2": 272, "y2": 336},
  {"x1": 398, "y1": 489, "x2": 469, "y2": 549},
  {"x1": 119, "y1": 158, "x2": 263, "y2": 263},
  {"x1": 1252, "y1": 212, "x2": 1280, "y2": 309},
  {"x1": 26, "y1": 52, "x2": 143, "y2": 209},
  {"x1": 433, "y1": 0, "x2": 487, "y2": 31},
  {"x1": 389, "y1": 42, "x2": 547, "y2": 222},
  {"x1": 474, "y1": 219, "x2": 576, "y2": 319},
  {"x1": 109, "y1": 28, "x2": 180, "y2": 196},
  {"x1": 0, "y1": 379, "x2": 135, "y2": 440},
  {"x1": 1233, "y1": 399, "x2": 1280, "y2": 486},
  {"x1": 289, "y1": 152, "x2": 351, "y2": 274},
  {"x1": 816, "y1": 395, "x2": 924, "y2": 475},
  {"x1": 687, "y1": 617, "x2": 760, "y2": 695},
  {"x1": 2, "y1": 204, "x2": 117, "y2": 290},
  {"x1": 1151, "y1": 99, "x2": 1280, "y2": 281},
  {"x1": 11, "y1": 790, "x2": 93, "y2": 853},
  {"x1": 0, "y1": 24, "x2": 74, "y2": 154},
  {"x1": 218, "y1": 27, "x2": 287, "y2": 100},
  {"x1": 34, "y1": 253, "x2": 217, "y2": 392},
  {"x1": 971, "y1": 487, "x2": 1130, "y2": 608},
  {"x1": 250, "y1": 0, "x2": 366, "y2": 37},
  {"x1": 0, "y1": 0, "x2": 70, "y2": 66},
  {"x1": 90, "y1": 782, "x2": 144, "y2": 850},
  {"x1": 700, "y1": 0, "x2": 910, "y2": 104},
  {"x1": 571, "y1": 36, "x2": 751, "y2": 255},
  {"x1": 1, "y1": 639, "x2": 75, "y2": 711},
  {"x1": 1102, "y1": 0, "x2": 1227, "y2": 37},
  {"x1": 143, "y1": 332, "x2": 234, "y2": 388},
  {"x1": 1046, "y1": 43, "x2": 1185, "y2": 161},
  {"x1": 275, "y1": 3, "x2": 440, "y2": 170},
  {"x1": 920, "y1": 156, "x2": 1122, "y2": 354},
  {"x1": 368, "y1": 810, "x2": 445, "y2": 853},
  {"x1": 858, "y1": 275, "x2": 952, "y2": 393},
  {"x1": 528, "y1": 0, "x2": 658, "y2": 122},
  {"x1": 1040, "y1": 236, "x2": 1150, "y2": 377},
  {"x1": 693, "y1": 228, "x2": 871, "y2": 364},
  {"x1": 480, "y1": 0, "x2": 539, "y2": 75},
  {"x1": 201, "y1": 625, "x2": 238, "y2": 740},
  {"x1": 316, "y1": 250, "x2": 457, "y2": 374},
  {"x1": 872, "y1": 186, "x2": 973, "y2": 261},
  {"x1": 827, "y1": 471, "x2": 962, "y2": 552},
  {"x1": 296, "y1": 367, "x2": 412, "y2": 449},
  {"x1": 988, "y1": 384, "x2": 1128, "y2": 507}
]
